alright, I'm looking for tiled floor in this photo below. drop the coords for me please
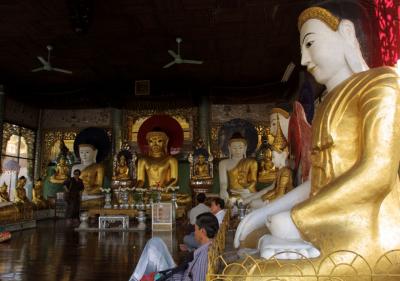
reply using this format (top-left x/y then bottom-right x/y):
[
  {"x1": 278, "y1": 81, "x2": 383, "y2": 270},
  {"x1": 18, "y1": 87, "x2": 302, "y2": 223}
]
[{"x1": 0, "y1": 219, "x2": 186, "y2": 281}]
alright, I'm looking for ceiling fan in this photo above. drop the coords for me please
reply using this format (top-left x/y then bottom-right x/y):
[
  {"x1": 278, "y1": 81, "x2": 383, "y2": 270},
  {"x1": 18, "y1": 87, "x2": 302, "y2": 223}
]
[
  {"x1": 31, "y1": 45, "x2": 73, "y2": 74},
  {"x1": 163, "y1": 38, "x2": 203, "y2": 68}
]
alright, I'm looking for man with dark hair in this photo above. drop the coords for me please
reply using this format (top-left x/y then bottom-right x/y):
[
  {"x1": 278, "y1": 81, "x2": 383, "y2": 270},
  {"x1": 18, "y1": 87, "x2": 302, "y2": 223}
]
[
  {"x1": 181, "y1": 193, "x2": 210, "y2": 251},
  {"x1": 210, "y1": 197, "x2": 226, "y2": 225},
  {"x1": 129, "y1": 212, "x2": 219, "y2": 281}
]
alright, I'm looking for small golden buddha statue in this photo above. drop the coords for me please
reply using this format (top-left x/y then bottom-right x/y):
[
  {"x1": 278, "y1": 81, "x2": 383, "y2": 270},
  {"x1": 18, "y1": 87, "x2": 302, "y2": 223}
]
[
  {"x1": 0, "y1": 183, "x2": 10, "y2": 202},
  {"x1": 194, "y1": 154, "x2": 210, "y2": 179},
  {"x1": 32, "y1": 178, "x2": 47, "y2": 209},
  {"x1": 50, "y1": 157, "x2": 70, "y2": 184},
  {"x1": 112, "y1": 154, "x2": 130, "y2": 180},
  {"x1": 14, "y1": 176, "x2": 30, "y2": 204},
  {"x1": 257, "y1": 147, "x2": 276, "y2": 183}
]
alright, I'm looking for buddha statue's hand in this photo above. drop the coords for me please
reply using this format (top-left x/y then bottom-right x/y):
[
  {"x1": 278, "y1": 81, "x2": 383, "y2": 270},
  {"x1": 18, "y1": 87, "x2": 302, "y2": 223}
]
[{"x1": 234, "y1": 206, "x2": 271, "y2": 248}]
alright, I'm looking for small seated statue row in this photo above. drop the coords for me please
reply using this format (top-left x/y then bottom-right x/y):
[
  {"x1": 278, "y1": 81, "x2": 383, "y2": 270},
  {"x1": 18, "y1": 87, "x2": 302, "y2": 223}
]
[{"x1": 0, "y1": 177, "x2": 47, "y2": 209}]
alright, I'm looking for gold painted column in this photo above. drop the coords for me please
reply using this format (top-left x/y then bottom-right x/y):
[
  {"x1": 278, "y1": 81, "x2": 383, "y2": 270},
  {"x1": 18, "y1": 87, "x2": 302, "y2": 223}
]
[
  {"x1": 34, "y1": 109, "x2": 43, "y2": 180},
  {"x1": 0, "y1": 85, "x2": 4, "y2": 156},
  {"x1": 198, "y1": 95, "x2": 210, "y2": 150},
  {"x1": 112, "y1": 108, "x2": 122, "y2": 155}
]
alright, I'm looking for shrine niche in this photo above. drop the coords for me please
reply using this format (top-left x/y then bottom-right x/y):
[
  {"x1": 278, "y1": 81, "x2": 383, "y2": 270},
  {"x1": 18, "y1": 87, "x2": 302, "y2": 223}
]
[{"x1": 125, "y1": 108, "x2": 194, "y2": 154}]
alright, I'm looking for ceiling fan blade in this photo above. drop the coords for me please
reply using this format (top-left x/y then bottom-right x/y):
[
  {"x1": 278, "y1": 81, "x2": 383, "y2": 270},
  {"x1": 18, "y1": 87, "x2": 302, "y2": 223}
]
[
  {"x1": 37, "y1": 56, "x2": 48, "y2": 66},
  {"x1": 163, "y1": 61, "x2": 176, "y2": 69},
  {"x1": 31, "y1": 67, "x2": 44, "y2": 72},
  {"x1": 167, "y1": 50, "x2": 178, "y2": 59},
  {"x1": 52, "y1": 67, "x2": 73, "y2": 74},
  {"x1": 181, "y1": 59, "x2": 203, "y2": 65}
]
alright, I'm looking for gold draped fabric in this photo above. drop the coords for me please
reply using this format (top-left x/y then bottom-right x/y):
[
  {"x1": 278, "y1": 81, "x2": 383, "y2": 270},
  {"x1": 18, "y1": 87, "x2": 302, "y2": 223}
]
[{"x1": 292, "y1": 67, "x2": 400, "y2": 264}]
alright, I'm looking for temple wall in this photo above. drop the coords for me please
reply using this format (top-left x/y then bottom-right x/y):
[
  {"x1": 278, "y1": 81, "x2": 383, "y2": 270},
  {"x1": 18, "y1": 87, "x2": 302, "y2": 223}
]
[
  {"x1": 42, "y1": 108, "x2": 112, "y2": 129},
  {"x1": 4, "y1": 98, "x2": 40, "y2": 129}
]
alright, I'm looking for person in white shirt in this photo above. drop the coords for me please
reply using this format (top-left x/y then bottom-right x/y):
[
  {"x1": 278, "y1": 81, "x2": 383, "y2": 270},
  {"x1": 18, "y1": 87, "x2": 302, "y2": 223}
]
[
  {"x1": 210, "y1": 197, "x2": 226, "y2": 225},
  {"x1": 181, "y1": 193, "x2": 210, "y2": 250}
]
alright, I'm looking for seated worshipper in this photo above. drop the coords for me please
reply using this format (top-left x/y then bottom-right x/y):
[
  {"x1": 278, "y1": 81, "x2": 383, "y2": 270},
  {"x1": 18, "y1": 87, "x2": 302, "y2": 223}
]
[
  {"x1": 129, "y1": 212, "x2": 219, "y2": 281},
  {"x1": 63, "y1": 169, "x2": 84, "y2": 224},
  {"x1": 210, "y1": 197, "x2": 226, "y2": 225},
  {"x1": 181, "y1": 193, "x2": 210, "y2": 251}
]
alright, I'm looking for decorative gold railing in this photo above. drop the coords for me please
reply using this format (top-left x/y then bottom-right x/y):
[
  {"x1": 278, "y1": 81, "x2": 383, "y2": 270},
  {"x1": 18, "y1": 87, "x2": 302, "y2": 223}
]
[
  {"x1": 207, "y1": 208, "x2": 231, "y2": 279},
  {"x1": 207, "y1": 249, "x2": 400, "y2": 280}
]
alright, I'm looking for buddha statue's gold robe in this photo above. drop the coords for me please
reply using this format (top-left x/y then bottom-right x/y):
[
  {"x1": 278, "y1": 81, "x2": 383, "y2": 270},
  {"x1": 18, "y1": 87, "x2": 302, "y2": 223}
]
[
  {"x1": 137, "y1": 156, "x2": 178, "y2": 188},
  {"x1": 228, "y1": 158, "x2": 258, "y2": 194},
  {"x1": 261, "y1": 166, "x2": 292, "y2": 201},
  {"x1": 292, "y1": 67, "x2": 400, "y2": 264},
  {"x1": 80, "y1": 163, "x2": 105, "y2": 194}
]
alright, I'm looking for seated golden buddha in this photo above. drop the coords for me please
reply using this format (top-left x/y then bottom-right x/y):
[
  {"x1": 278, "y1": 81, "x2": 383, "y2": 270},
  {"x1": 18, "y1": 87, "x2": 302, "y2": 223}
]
[
  {"x1": 32, "y1": 178, "x2": 48, "y2": 209},
  {"x1": 194, "y1": 154, "x2": 210, "y2": 179},
  {"x1": 14, "y1": 176, "x2": 31, "y2": 204},
  {"x1": 136, "y1": 129, "x2": 190, "y2": 205},
  {"x1": 112, "y1": 154, "x2": 131, "y2": 181},
  {"x1": 50, "y1": 157, "x2": 70, "y2": 184},
  {"x1": 257, "y1": 147, "x2": 276, "y2": 183},
  {"x1": 219, "y1": 132, "x2": 258, "y2": 202},
  {"x1": 0, "y1": 183, "x2": 10, "y2": 202}
]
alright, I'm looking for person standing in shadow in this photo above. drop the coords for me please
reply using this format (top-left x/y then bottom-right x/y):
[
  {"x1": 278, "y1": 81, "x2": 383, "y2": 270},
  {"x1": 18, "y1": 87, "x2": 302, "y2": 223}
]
[{"x1": 63, "y1": 169, "x2": 84, "y2": 226}]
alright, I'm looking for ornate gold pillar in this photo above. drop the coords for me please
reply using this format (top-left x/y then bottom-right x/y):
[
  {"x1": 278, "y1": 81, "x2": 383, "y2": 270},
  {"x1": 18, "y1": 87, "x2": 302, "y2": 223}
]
[
  {"x1": 198, "y1": 96, "x2": 210, "y2": 151},
  {"x1": 34, "y1": 109, "x2": 43, "y2": 180},
  {"x1": 112, "y1": 108, "x2": 122, "y2": 155},
  {"x1": 0, "y1": 85, "x2": 4, "y2": 155}
]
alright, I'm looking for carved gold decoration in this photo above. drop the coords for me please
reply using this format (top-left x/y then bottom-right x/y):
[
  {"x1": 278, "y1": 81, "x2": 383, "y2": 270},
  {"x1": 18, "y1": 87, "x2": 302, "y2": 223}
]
[
  {"x1": 298, "y1": 6, "x2": 340, "y2": 31},
  {"x1": 207, "y1": 249, "x2": 400, "y2": 281},
  {"x1": 125, "y1": 108, "x2": 194, "y2": 144}
]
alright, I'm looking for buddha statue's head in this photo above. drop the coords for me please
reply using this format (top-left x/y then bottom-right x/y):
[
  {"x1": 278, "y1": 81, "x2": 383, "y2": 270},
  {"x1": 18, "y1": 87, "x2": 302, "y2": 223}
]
[
  {"x1": 78, "y1": 144, "x2": 98, "y2": 165},
  {"x1": 269, "y1": 108, "x2": 290, "y2": 140},
  {"x1": 228, "y1": 132, "x2": 247, "y2": 159},
  {"x1": 118, "y1": 154, "x2": 127, "y2": 165},
  {"x1": 146, "y1": 130, "x2": 169, "y2": 157},
  {"x1": 34, "y1": 178, "x2": 43, "y2": 189},
  {"x1": 198, "y1": 154, "x2": 206, "y2": 164},
  {"x1": 298, "y1": 7, "x2": 368, "y2": 91},
  {"x1": 17, "y1": 176, "x2": 27, "y2": 188},
  {"x1": 59, "y1": 157, "x2": 66, "y2": 165},
  {"x1": 0, "y1": 182, "x2": 7, "y2": 192}
]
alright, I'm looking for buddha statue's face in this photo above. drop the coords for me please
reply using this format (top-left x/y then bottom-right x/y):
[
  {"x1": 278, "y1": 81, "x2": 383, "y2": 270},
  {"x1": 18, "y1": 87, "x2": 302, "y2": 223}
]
[
  {"x1": 300, "y1": 19, "x2": 348, "y2": 87},
  {"x1": 60, "y1": 158, "x2": 66, "y2": 165},
  {"x1": 198, "y1": 154, "x2": 206, "y2": 164},
  {"x1": 147, "y1": 134, "x2": 168, "y2": 157},
  {"x1": 119, "y1": 155, "x2": 127, "y2": 165},
  {"x1": 17, "y1": 178, "x2": 26, "y2": 188},
  {"x1": 229, "y1": 140, "x2": 247, "y2": 159},
  {"x1": 0, "y1": 183, "x2": 7, "y2": 192},
  {"x1": 79, "y1": 145, "x2": 97, "y2": 165}
]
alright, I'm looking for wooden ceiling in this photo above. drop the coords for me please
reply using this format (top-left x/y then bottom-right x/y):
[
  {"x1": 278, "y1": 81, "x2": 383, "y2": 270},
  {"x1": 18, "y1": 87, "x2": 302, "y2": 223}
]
[{"x1": 0, "y1": 0, "x2": 375, "y2": 107}]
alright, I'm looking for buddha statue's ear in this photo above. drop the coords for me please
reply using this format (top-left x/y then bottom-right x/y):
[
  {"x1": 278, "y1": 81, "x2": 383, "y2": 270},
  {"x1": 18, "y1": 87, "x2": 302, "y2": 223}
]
[
  {"x1": 164, "y1": 138, "x2": 169, "y2": 154},
  {"x1": 93, "y1": 149, "x2": 98, "y2": 163},
  {"x1": 338, "y1": 19, "x2": 369, "y2": 73},
  {"x1": 243, "y1": 144, "x2": 247, "y2": 159}
]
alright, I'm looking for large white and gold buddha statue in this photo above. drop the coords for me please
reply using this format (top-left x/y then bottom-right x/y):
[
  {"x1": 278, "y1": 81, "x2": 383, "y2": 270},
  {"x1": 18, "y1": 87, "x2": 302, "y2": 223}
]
[
  {"x1": 234, "y1": 6, "x2": 400, "y2": 270},
  {"x1": 219, "y1": 132, "x2": 258, "y2": 202},
  {"x1": 72, "y1": 127, "x2": 109, "y2": 195}
]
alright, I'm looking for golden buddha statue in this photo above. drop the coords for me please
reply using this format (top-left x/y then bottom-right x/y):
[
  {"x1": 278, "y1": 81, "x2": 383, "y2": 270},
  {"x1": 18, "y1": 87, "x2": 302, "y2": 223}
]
[
  {"x1": 219, "y1": 133, "x2": 258, "y2": 202},
  {"x1": 14, "y1": 176, "x2": 30, "y2": 204},
  {"x1": 194, "y1": 154, "x2": 210, "y2": 179},
  {"x1": 112, "y1": 154, "x2": 130, "y2": 180},
  {"x1": 261, "y1": 125, "x2": 292, "y2": 202},
  {"x1": 0, "y1": 183, "x2": 10, "y2": 202},
  {"x1": 233, "y1": 6, "x2": 400, "y2": 277},
  {"x1": 32, "y1": 178, "x2": 47, "y2": 209},
  {"x1": 50, "y1": 157, "x2": 70, "y2": 184},
  {"x1": 257, "y1": 147, "x2": 276, "y2": 183},
  {"x1": 136, "y1": 129, "x2": 190, "y2": 206}
]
